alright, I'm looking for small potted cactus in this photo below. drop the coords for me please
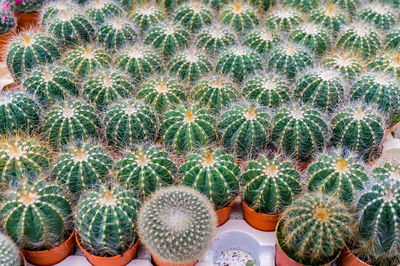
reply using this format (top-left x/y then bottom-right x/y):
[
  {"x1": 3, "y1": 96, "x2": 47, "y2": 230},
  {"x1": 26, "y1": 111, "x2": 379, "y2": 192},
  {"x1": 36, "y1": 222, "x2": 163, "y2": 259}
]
[
  {"x1": 0, "y1": 3, "x2": 16, "y2": 61},
  {"x1": 7, "y1": 0, "x2": 45, "y2": 30},
  {"x1": 0, "y1": 232, "x2": 26, "y2": 265}
]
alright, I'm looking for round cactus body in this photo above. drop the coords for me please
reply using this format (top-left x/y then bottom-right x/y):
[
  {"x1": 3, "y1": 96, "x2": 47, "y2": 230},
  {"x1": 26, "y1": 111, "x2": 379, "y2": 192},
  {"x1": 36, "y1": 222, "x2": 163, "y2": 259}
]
[
  {"x1": 7, "y1": 32, "x2": 60, "y2": 82},
  {"x1": 85, "y1": 0, "x2": 122, "y2": 25},
  {"x1": 156, "y1": 0, "x2": 186, "y2": 12},
  {"x1": 265, "y1": 8, "x2": 303, "y2": 33},
  {"x1": 307, "y1": 152, "x2": 368, "y2": 204},
  {"x1": 115, "y1": 0, "x2": 134, "y2": 11},
  {"x1": 202, "y1": 0, "x2": 228, "y2": 11},
  {"x1": 0, "y1": 180, "x2": 72, "y2": 250},
  {"x1": 249, "y1": 0, "x2": 273, "y2": 12},
  {"x1": 359, "y1": 3, "x2": 396, "y2": 31},
  {"x1": 290, "y1": 23, "x2": 330, "y2": 56},
  {"x1": 384, "y1": 29, "x2": 400, "y2": 51},
  {"x1": 104, "y1": 100, "x2": 158, "y2": 147},
  {"x1": 0, "y1": 9, "x2": 15, "y2": 36},
  {"x1": 0, "y1": 233, "x2": 21, "y2": 266},
  {"x1": 243, "y1": 76, "x2": 290, "y2": 109},
  {"x1": 367, "y1": 53, "x2": 400, "y2": 78},
  {"x1": 75, "y1": 186, "x2": 141, "y2": 257},
  {"x1": 310, "y1": 4, "x2": 346, "y2": 33},
  {"x1": 44, "y1": 101, "x2": 101, "y2": 150},
  {"x1": 271, "y1": 105, "x2": 328, "y2": 162},
  {"x1": 322, "y1": 53, "x2": 362, "y2": 81},
  {"x1": 219, "y1": 104, "x2": 271, "y2": 158},
  {"x1": 161, "y1": 105, "x2": 216, "y2": 152},
  {"x1": 174, "y1": 2, "x2": 213, "y2": 32},
  {"x1": 130, "y1": 5, "x2": 164, "y2": 33},
  {"x1": 180, "y1": 149, "x2": 240, "y2": 209},
  {"x1": 137, "y1": 186, "x2": 216, "y2": 264},
  {"x1": 9, "y1": 0, "x2": 45, "y2": 14},
  {"x1": 337, "y1": 24, "x2": 380, "y2": 58},
  {"x1": 0, "y1": 92, "x2": 40, "y2": 135},
  {"x1": 243, "y1": 157, "x2": 301, "y2": 214},
  {"x1": 168, "y1": 51, "x2": 212, "y2": 83},
  {"x1": 220, "y1": 2, "x2": 259, "y2": 33},
  {"x1": 196, "y1": 26, "x2": 236, "y2": 56},
  {"x1": 53, "y1": 143, "x2": 113, "y2": 197},
  {"x1": 283, "y1": 0, "x2": 320, "y2": 13},
  {"x1": 62, "y1": 45, "x2": 112, "y2": 77},
  {"x1": 97, "y1": 17, "x2": 137, "y2": 51},
  {"x1": 244, "y1": 29, "x2": 281, "y2": 54},
  {"x1": 294, "y1": 70, "x2": 344, "y2": 112},
  {"x1": 332, "y1": 0, "x2": 360, "y2": 14}
]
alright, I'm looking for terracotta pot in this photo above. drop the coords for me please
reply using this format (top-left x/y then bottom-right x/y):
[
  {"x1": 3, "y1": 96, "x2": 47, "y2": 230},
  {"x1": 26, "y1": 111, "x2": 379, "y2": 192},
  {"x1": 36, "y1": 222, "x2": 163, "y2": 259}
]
[
  {"x1": 339, "y1": 246, "x2": 370, "y2": 266},
  {"x1": 22, "y1": 232, "x2": 75, "y2": 266},
  {"x1": 242, "y1": 201, "x2": 280, "y2": 231},
  {"x1": 14, "y1": 12, "x2": 41, "y2": 31},
  {"x1": 76, "y1": 234, "x2": 139, "y2": 266},
  {"x1": 152, "y1": 255, "x2": 197, "y2": 266},
  {"x1": 19, "y1": 251, "x2": 27, "y2": 266},
  {"x1": 0, "y1": 26, "x2": 16, "y2": 61},
  {"x1": 215, "y1": 203, "x2": 234, "y2": 226}
]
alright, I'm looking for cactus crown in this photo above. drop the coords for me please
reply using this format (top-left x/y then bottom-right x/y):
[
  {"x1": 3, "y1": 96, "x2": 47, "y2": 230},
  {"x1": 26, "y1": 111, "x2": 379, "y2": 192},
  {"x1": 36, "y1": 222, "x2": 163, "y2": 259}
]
[
  {"x1": 0, "y1": 232, "x2": 21, "y2": 265},
  {"x1": 174, "y1": 2, "x2": 213, "y2": 32},
  {"x1": 97, "y1": 16, "x2": 137, "y2": 51},
  {"x1": 322, "y1": 52, "x2": 362, "y2": 81},
  {"x1": 220, "y1": 2, "x2": 259, "y2": 33},
  {"x1": 0, "y1": 7, "x2": 15, "y2": 35},
  {"x1": 84, "y1": 0, "x2": 122, "y2": 25},
  {"x1": 130, "y1": 4, "x2": 164, "y2": 33},
  {"x1": 310, "y1": 4, "x2": 346, "y2": 33},
  {"x1": 196, "y1": 25, "x2": 236, "y2": 56},
  {"x1": 265, "y1": 7, "x2": 303, "y2": 32}
]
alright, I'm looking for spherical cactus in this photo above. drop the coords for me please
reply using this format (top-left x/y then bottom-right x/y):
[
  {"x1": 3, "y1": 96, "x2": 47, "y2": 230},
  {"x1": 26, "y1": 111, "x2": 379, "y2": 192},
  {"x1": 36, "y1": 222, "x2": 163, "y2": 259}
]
[
  {"x1": 358, "y1": 3, "x2": 396, "y2": 31},
  {"x1": 115, "y1": 0, "x2": 134, "y2": 11},
  {"x1": 44, "y1": 101, "x2": 101, "y2": 150},
  {"x1": 180, "y1": 149, "x2": 240, "y2": 209},
  {"x1": 53, "y1": 143, "x2": 113, "y2": 197},
  {"x1": 322, "y1": 52, "x2": 363, "y2": 81},
  {"x1": 243, "y1": 75, "x2": 291, "y2": 109},
  {"x1": 337, "y1": 24, "x2": 381, "y2": 58},
  {"x1": 168, "y1": 51, "x2": 212, "y2": 83},
  {"x1": 85, "y1": 0, "x2": 122, "y2": 25},
  {"x1": 144, "y1": 23, "x2": 190, "y2": 57},
  {"x1": 265, "y1": 7, "x2": 303, "y2": 33},
  {"x1": 249, "y1": 0, "x2": 273, "y2": 12},
  {"x1": 104, "y1": 100, "x2": 158, "y2": 147},
  {"x1": 0, "y1": 9, "x2": 15, "y2": 35},
  {"x1": 330, "y1": 104, "x2": 384, "y2": 162},
  {"x1": 278, "y1": 193, "x2": 352, "y2": 265},
  {"x1": 62, "y1": 45, "x2": 112, "y2": 77},
  {"x1": 307, "y1": 152, "x2": 368, "y2": 204},
  {"x1": 75, "y1": 186, "x2": 141, "y2": 257},
  {"x1": 7, "y1": 32, "x2": 60, "y2": 82},
  {"x1": 0, "y1": 135, "x2": 50, "y2": 185},
  {"x1": 116, "y1": 147, "x2": 176, "y2": 199},
  {"x1": 310, "y1": 4, "x2": 346, "y2": 33},
  {"x1": 115, "y1": 45, "x2": 163, "y2": 83},
  {"x1": 220, "y1": 2, "x2": 259, "y2": 33},
  {"x1": 332, "y1": 0, "x2": 360, "y2": 14},
  {"x1": 130, "y1": 5, "x2": 164, "y2": 33},
  {"x1": 289, "y1": 23, "x2": 331, "y2": 56},
  {"x1": 271, "y1": 105, "x2": 328, "y2": 162},
  {"x1": 244, "y1": 29, "x2": 281, "y2": 54},
  {"x1": 136, "y1": 77, "x2": 187, "y2": 114},
  {"x1": 367, "y1": 53, "x2": 400, "y2": 78},
  {"x1": 0, "y1": 233, "x2": 22, "y2": 266},
  {"x1": 0, "y1": 180, "x2": 72, "y2": 250},
  {"x1": 196, "y1": 26, "x2": 236, "y2": 56},
  {"x1": 268, "y1": 42, "x2": 314, "y2": 79},
  {"x1": 384, "y1": 28, "x2": 400, "y2": 51},
  {"x1": 22, "y1": 65, "x2": 78, "y2": 106},
  {"x1": 219, "y1": 104, "x2": 271, "y2": 158},
  {"x1": 242, "y1": 156, "x2": 301, "y2": 214},
  {"x1": 155, "y1": 0, "x2": 186, "y2": 12},
  {"x1": 137, "y1": 186, "x2": 216, "y2": 264},
  {"x1": 97, "y1": 17, "x2": 137, "y2": 51},
  {"x1": 294, "y1": 69, "x2": 344, "y2": 112},
  {"x1": 283, "y1": 0, "x2": 320, "y2": 13},
  {"x1": 174, "y1": 2, "x2": 213, "y2": 32},
  {"x1": 161, "y1": 105, "x2": 216, "y2": 152},
  {"x1": 192, "y1": 76, "x2": 237, "y2": 113},
  {"x1": 216, "y1": 46, "x2": 263, "y2": 82},
  {"x1": 82, "y1": 69, "x2": 134, "y2": 109},
  {"x1": 0, "y1": 91, "x2": 40, "y2": 135},
  {"x1": 9, "y1": 0, "x2": 45, "y2": 13}
]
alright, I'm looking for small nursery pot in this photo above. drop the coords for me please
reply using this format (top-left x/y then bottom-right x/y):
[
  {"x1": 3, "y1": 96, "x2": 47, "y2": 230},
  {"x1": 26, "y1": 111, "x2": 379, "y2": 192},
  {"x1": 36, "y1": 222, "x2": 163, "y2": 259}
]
[
  {"x1": 242, "y1": 201, "x2": 280, "y2": 231},
  {"x1": 152, "y1": 255, "x2": 197, "y2": 266},
  {"x1": 339, "y1": 246, "x2": 370, "y2": 266},
  {"x1": 216, "y1": 202, "x2": 234, "y2": 226},
  {"x1": 14, "y1": 12, "x2": 41, "y2": 31},
  {"x1": 76, "y1": 234, "x2": 139, "y2": 266},
  {"x1": 22, "y1": 232, "x2": 75, "y2": 266},
  {"x1": 0, "y1": 26, "x2": 16, "y2": 61}
]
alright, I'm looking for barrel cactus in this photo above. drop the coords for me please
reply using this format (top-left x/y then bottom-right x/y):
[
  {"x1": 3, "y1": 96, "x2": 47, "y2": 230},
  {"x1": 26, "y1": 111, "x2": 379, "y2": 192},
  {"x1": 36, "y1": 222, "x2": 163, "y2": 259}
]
[
  {"x1": 7, "y1": 32, "x2": 60, "y2": 81},
  {"x1": 196, "y1": 26, "x2": 236, "y2": 56},
  {"x1": 244, "y1": 29, "x2": 281, "y2": 54},
  {"x1": 290, "y1": 23, "x2": 330, "y2": 56},
  {"x1": 97, "y1": 17, "x2": 137, "y2": 51},
  {"x1": 322, "y1": 52, "x2": 362, "y2": 81},
  {"x1": 332, "y1": 0, "x2": 360, "y2": 14},
  {"x1": 180, "y1": 149, "x2": 240, "y2": 209},
  {"x1": 161, "y1": 105, "x2": 216, "y2": 152},
  {"x1": 53, "y1": 143, "x2": 113, "y2": 197},
  {"x1": 384, "y1": 28, "x2": 400, "y2": 51},
  {"x1": 0, "y1": 8, "x2": 15, "y2": 35},
  {"x1": 220, "y1": 2, "x2": 259, "y2": 33},
  {"x1": 249, "y1": 0, "x2": 273, "y2": 12},
  {"x1": 0, "y1": 91, "x2": 40, "y2": 135},
  {"x1": 115, "y1": 0, "x2": 134, "y2": 11},
  {"x1": 0, "y1": 233, "x2": 22, "y2": 266},
  {"x1": 8, "y1": 0, "x2": 45, "y2": 13},
  {"x1": 310, "y1": 4, "x2": 346, "y2": 33},
  {"x1": 85, "y1": 0, "x2": 122, "y2": 25},
  {"x1": 242, "y1": 156, "x2": 301, "y2": 214},
  {"x1": 137, "y1": 186, "x2": 216, "y2": 264},
  {"x1": 283, "y1": 0, "x2": 320, "y2": 13},
  {"x1": 104, "y1": 100, "x2": 158, "y2": 147},
  {"x1": 219, "y1": 104, "x2": 271, "y2": 158},
  {"x1": 116, "y1": 147, "x2": 176, "y2": 199},
  {"x1": 358, "y1": 3, "x2": 396, "y2": 31},
  {"x1": 367, "y1": 53, "x2": 400, "y2": 78},
  {"x1": 44, "y1": 101, "x2": 101, "y2": 150},
  {"x1": 174, "y1": 2, "x2": 213, "y2": 32},
  {"x1": 307, "y1": 152, "x2": 368, "y2": 204},
  {"x1": 75, "y1": 186, "x2": 141, "y2": 257},
  {"x1": 265, "y1": 7, "x2": 303, "y2": 32},
  {"x1": 155, "y1": 0, "x2": 186, "y2": 12},
  {"x1": 271, "y1": 105, "x2": 328, "y2": 162},
  {"x1": 130, "y1": 5, "x2": 164, "y2": 33},
  {"x1": 168, "y1": 51, "x2": 212, "y2": 83},
  {"x1": 0, "y1": 180, "x2": 72, "y2": 250}
]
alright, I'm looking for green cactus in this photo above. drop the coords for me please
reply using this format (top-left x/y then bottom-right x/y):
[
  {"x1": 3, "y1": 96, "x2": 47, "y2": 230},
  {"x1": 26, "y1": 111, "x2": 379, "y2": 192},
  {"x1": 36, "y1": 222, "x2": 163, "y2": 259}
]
[
  {"x1": 278, "y1": 193, "x2": 352, "y2": 265},
  {"x1": 219, "y1": 104, "x2": 271, "y2": 158},
  {"x1": 7, "y1": 32, "x2": 60, "y2": 82},
  {"x1": 180, "y1": 149, "x2": 240, "y2": 209},
  {"x1": 144, "y1": 23, "x2": 190, "y2": 57},
  {"x1": 97, "y1": 17, "x2": 137, "y2": 51},
  {"x1": 155, "y1": 0, "x2": 186, "y2": 12},
  {"x1": 265, "y1": 7, "x2": 303, "y2": 32},
  {"x1": 271, "y1": 105, "x2": 328, "y2": 162},
  {"x1": 44, "y1": 101, "x2": 101, "y2": 150},
  {"x1": 244, "y1": 29, "x2": 281, "y2": 54},
  {"x1": 0, "y1": 92, "x2": 40, "y2": 135},
  {"x1": 75, "y1": 186, "x2": 141, "y2": 257},
  {"x1": 0, "y1": 9, "x2": 15, "y2": 35},
  {"x1": 9, "y1": 0, "x2": 45, "y2": 13},
  {"x1": 168, "y1": 51, "x2": 212, "y2": 83},
  {"x1": 116, "y1": 147, "x2": 176, "y2": 200},
  {"x1": 283, "y1": 0, "x2": 320, "y2": 13},
  {"x1": 53, "y1": 143, "x2": 113, "y2": 197},
  {"x1": 310, "y1": 4, "x2": 346, "y2": 33},
  {"x1": 289, "y1": 23, "x2": 330, "y2": 56},
  {"x1": 332, "y1": 0, "x2": 360, "y2": 14},
  {"x1": 307, "y1": 152, "x2": 368, "y2": 204},
  {"x1": 104, "y1": 100, "x2": 158, "y2": 147},
  {"x1": 82, "y1": 69, "x2": 134, "y2": 109},
  {"x1": 136, "y1": 77, "x2": 187, "y2": 114},
  {"x1": 367, "y1": 53, "x2": 400, "y2": 78},
  {"x1": 359, "y1": 3, "x2": 396, "y2": 31},
  {"x1": 0, "y1": 233, "x2": 22, "y2": 266},
  {"x1": 196, "y1": 26, "x2": 236, "y2": 56},
  {"x1": 330, "y1": 104, "x2": 384, "y2": 162},
  {"x1": 0, "y1": 180, "x2": 72, "y2": 250},
  {"x1": 202, "y1": 0, "x2": 228, "y2": 11},
  {"x1": 322, "y1": 52, "x2": 363, "y2": 81},
  {"x1": 130, "y1": 5, "x2": 164, "y2": 33},
  {"x1": 22, "y1": 65, "x2": 78, "y2": 106},
  {"x1": 220, "y1": 2, "x2": 259, "y2": 33},
  {"x1": 161, "y1": 105, "x2": 216, "y2": 152},
  {"x1": 115, "y1": 0, "x2": 134, "y2": 11},
  {"x1": 62, "y1": 45, "x2": 112, "y2": 77},
  {"x1": 137, "y1": 186, "x2": 216, "y2": 264},
  {"x1": 175, "y1": 2, "x2": 213, "y2": 32},
  {"x1": 384, "y1": 28, "x2": 400, "y2": 51},
  {"x1": 85, "y1": 0, "x2": 122, "y2": 25},
  {"x1": 248, "y1": 0, "x2": 274, "y2": 12},
  {"x1": 242, "y1": 156, "x2": 301, "y2": 214},
  {"x1": 243, "y1": 76, "x2": 291, "y2": 109}
]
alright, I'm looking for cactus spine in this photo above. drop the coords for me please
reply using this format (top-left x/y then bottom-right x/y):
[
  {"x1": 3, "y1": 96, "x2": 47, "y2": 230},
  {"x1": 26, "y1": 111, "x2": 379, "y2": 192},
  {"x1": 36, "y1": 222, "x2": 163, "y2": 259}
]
[
  {"x1": 289, "y1": 23, "x2": 331, "y2": 56},
  {"x1": 168, "y1": 51, "x2": 212, "y2": 83},
  {"x1": 196, "y1": 26, "x2": 236, "y2": 56},
  {"x1": 0, "y1": 233, "x2": 21, "y2": 266},
  {"x1": 265, "y1": 8, "x2": 303, "y2": 32},
  {"x1": 97, "y1": 17, "x2": 137, "y2": 51},
  {"x1": 174, "y1": 2, "x2": 213, "y2": 32},
  {"x1": 220, "y1": 2, "x2": 259, "y2": 33},
  {"x1": 130, "y1": 5, "x2": 164, "y2": 33},
  {"x1": 322, "y1": 53, "x2": 362, "y2": 81},
  {"x1": 244, "y1": 29, "x2": 280, "y2": 54}
]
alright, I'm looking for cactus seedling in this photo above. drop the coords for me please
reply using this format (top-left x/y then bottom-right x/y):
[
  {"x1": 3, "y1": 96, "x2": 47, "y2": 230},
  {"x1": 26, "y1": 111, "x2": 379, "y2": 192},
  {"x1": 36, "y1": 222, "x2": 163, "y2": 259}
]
[
  {"x1": 130, "y1": 5, "x2": 164, "y2": 33},
  {"x1": 85, "y1": 0, "x2": 122, "y2": 25},
  {"x1": 97, "y1": 17, "x2": 137, "y2": 51},
  {"x1": 310, "y1": 4, "x2": 346, "y2": 33},
  {"x1": 196, "y1": 26, "x2": 236, "y2": 56},
  {"x1": 244, "y1": 29, "x2": 281, "y2": 54},
  {"x1": 220, "y1": 2, "x2": 259, "y2": 34},
  {"x1": 0, "y1": 233, "x2": 22, "y2": 265},
  {"x1": 168, "y1": 50, "x2": 212, "y2": 83},
  {"x1": 290, "y1": 22, "x2": 330, "y2": 56},
  {"x1": 322, "y1": 52, "x2": 362, "y2": 81},
  {"x1": 359, "y1": 3, "x2": 396, "y2": 31},
  {"x1": 174, "y1": 2, "x2": 213, "y2": 32},
  {"x1": 265, "y1": 7, "x2": 303, "y2": 33}
]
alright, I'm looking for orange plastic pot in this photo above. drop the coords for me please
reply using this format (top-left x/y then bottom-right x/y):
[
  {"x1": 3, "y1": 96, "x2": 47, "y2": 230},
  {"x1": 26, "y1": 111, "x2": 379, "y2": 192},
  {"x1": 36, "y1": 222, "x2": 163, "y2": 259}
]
[
  {"x1": 0, "y1": 26, "x2": 16, "y2": 61},
  {"x1": 152, "y1": 255, "x2": 197, "y2": 266},
  {"x1": 76, "y1": 234, "x2": 139, "y2": 266},
  {"x1": 22, "y1": 232, "x2": 75, "y2": 266},
  {"x1": 242, "y1": 201, "x2": 280, "y2": 231},
  {"x1": 338, "y1": 246, "x2": 370, "y2": 266},
  {"x1": 216, "y1": 203, "x2": 234, "y2": 226},
  {"x1": 15, "y1": 12, "x2": 41, "y2": 31}
]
